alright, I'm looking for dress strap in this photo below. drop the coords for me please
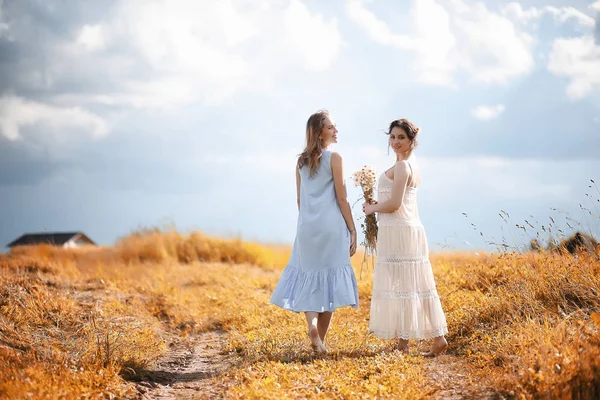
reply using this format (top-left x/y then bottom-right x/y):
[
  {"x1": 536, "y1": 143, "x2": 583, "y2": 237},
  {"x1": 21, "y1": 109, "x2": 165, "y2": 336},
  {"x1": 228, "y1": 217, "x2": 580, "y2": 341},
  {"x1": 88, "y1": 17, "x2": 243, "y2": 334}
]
[
  {"x1": 322, "y1": 149, "x2": 333, "y2": 171},
  {"x1": 406, "y1": 161, "x2": 416, "y2": 188}
]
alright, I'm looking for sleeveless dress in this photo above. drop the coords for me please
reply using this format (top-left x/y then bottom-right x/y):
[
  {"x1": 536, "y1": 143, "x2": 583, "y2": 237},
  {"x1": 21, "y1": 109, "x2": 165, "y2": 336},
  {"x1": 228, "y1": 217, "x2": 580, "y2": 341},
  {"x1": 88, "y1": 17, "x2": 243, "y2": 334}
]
[
  {"x1": 369, "y1": 161, "x2": 448, "y2": 339},
  {"x1": 270, "y1": 149, "x2": 359, "y2": 313}
]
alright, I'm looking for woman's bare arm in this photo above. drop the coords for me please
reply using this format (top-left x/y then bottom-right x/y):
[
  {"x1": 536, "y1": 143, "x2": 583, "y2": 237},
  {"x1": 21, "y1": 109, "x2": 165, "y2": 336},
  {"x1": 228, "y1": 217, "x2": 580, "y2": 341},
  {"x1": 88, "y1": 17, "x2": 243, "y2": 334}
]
[
  {"x1": 296, "y1": 165, "x2": 301, "y2": 211},
  {"x1": 331, "y1": 152, "x2": 357, "y2": 256},
  {"x1": 331, "y1": 153, "x2": 356, "y2": 230}
]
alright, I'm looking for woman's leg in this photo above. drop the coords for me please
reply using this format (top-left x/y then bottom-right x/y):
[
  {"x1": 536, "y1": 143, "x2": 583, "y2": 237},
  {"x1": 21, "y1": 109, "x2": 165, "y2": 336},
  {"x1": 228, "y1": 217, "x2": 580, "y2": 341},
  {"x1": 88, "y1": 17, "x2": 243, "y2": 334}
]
[
  {"x1": 317, "y1": 311, "x2": 333, "y2": 342},
  {"x1": 305, "y1": 312, "x2": 321, "y2": 345},
  {"x1": 305, "y1": 311, "x2": 327, "y2": 354}
]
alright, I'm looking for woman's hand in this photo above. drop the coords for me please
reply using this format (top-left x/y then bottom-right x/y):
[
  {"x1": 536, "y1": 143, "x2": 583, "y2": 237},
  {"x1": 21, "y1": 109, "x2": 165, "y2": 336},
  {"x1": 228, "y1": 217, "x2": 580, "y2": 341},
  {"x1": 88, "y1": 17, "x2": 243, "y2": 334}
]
[
  {"x1": 362, "y1": 202, "x2": 377, "y2": 216},
  {"x1": 350, "y1": 230, "x2": 357, "y2": 256}
]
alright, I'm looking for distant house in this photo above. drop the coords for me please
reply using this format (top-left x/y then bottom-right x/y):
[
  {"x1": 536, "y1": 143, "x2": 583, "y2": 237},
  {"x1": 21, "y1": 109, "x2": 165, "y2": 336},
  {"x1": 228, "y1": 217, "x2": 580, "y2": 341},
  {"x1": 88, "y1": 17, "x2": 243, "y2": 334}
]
[{"x1": 7, "y1": 232, "x2": 97, "y2": 248}]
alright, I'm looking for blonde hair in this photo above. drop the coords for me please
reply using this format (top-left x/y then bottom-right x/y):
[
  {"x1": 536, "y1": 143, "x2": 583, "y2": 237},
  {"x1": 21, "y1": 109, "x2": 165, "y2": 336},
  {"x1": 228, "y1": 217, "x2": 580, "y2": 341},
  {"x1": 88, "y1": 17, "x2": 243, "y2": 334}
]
[{"x1": 298, "y1": 109, "x2": 330, "y2": 177}]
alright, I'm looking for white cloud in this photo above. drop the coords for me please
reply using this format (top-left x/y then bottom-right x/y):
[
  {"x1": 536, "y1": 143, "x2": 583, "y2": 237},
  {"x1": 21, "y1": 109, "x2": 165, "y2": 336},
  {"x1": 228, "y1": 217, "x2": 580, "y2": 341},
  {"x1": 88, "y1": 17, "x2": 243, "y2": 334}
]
[
  {"x1": 0, "y1": 0, "x2": 346, "y2": 142},
  {"x1": 545, "y1": 7, "x2": 595, "y2": 27},
  {"x1": 453, "y1": 2, "x2": 534, "y2": 84},
  {"x1": 345, "y1": 0, "x2": 414, "y2": 50},
  {"x1": 346, "y1": 0, "x2": 534, "y2": 86},
  {"x1": 548, "y1": 36, "x2": 600, "y2": 99},
  {"x1": 0, "y1": 0, "x2": 8, "y2": 39},
  {"x1": 77, "y1": 24, "x2": 105, "y2": 51},
  {"x1": 0, "y1": 95, "x2": 108, "y2": 140},
  {"x1": 283, "y1": 0, "x2": 342, "y2": 71},
  {"x1": 502, "y1": 2, "x2": 542, "y2": 22},
  {"x1": 411, "y1": 0, "x2": 458, "y2": 85},
  {"x1": 59, "y1": 0, "x2": 344, "y2": 109},
  {"x1": 347, "y1": 0, "x2": 599, "y2": 97},
  {"x1": 472, "y1": 104, "x2": 505, "y2": 120},
  {"x1": 499, "y1": 3, "x2": 600, "y2": 99},
  {"x1": 110, "y1": 0, "x2": 254, "y2": 107},
  {"x1": 502, "y1": 3, "x2": 595, "y2": 28}
]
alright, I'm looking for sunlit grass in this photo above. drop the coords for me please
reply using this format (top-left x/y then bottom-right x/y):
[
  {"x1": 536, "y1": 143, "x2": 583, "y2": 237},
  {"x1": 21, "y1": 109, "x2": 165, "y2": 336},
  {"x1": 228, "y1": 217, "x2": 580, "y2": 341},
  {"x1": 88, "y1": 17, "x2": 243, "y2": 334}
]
[{"x1": 1, "y1": 228, "x2": 599, "y2": 399}]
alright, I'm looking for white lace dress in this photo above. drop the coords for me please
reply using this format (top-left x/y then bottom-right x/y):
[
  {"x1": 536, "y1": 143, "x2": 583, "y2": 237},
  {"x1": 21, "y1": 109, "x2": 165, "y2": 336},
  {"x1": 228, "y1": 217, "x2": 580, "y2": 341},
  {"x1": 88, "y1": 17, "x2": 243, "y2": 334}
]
[{"x1": 369, "y1": 162, "x2": 448, "y2": 340}]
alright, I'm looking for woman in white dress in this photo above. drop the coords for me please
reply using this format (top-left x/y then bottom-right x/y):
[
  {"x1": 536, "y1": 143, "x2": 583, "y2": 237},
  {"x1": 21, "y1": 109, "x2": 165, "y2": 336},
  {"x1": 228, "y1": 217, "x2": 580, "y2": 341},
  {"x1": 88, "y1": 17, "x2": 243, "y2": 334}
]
[{"x1": 362, "y1": 118, "x2": 448, "y2": 357}]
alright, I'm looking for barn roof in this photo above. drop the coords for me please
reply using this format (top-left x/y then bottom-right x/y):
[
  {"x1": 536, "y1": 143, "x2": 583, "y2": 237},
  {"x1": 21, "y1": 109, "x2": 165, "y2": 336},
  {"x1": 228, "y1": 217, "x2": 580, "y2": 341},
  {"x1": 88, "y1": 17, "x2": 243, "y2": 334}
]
[{"x1": 6, "y1": 232, "x2": 96, "y2": 247}]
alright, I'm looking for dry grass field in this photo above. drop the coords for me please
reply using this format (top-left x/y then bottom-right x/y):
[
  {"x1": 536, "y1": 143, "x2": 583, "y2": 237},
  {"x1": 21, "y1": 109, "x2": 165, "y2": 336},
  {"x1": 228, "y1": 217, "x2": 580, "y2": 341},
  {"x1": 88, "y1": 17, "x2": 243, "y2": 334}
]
[{"x1": 1, "y1": 228, "x2": 599, "y2": 399}]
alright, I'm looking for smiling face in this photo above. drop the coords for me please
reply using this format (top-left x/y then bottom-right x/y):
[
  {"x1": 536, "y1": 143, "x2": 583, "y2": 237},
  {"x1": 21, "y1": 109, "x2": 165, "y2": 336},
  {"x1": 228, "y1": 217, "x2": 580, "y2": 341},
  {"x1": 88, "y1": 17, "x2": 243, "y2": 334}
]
[
  {"x1": 320, "y1": 116, "x2": 338, "y2": 147},
  {"x1": 389, "y1": 126, "x2": 412, "y2": 155}
]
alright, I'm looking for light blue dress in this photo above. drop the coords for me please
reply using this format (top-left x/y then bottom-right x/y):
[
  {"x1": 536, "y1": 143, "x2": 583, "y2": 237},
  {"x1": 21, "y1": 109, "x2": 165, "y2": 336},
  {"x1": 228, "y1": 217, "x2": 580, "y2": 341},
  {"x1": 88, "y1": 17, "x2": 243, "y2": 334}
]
[{"x1": 270, "y1": 149, "x2": 359, "y2": 313}]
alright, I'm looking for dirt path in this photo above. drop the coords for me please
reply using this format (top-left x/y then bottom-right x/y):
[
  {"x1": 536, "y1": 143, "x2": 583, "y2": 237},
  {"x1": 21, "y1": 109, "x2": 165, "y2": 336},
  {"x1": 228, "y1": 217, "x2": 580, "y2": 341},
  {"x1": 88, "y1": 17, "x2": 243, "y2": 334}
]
[
  {"x1": 131, "y1": 332, "x2": 498, "y2": 400},
  {"x1": 422, "y1": 354, "x2": 499, "y2": 400},
  {"x1": 71, "y1": 274, "x2": 496, "y2": 399},
  {"x1": 133, "y1": 330, "x2": 233, "y2": 400}
]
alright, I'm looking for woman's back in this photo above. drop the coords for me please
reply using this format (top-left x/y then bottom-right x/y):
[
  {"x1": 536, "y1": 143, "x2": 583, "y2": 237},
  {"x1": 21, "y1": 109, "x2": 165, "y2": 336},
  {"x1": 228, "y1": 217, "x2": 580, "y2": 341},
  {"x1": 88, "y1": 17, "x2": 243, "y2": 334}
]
[
  {"x1": 299, "y1": 150, "x2": 336, "y2": 212},
  {"x1": 296, "y1": 149, "x2": 350, "y2": 270},
  {"x1": 377, "y1": 160, "x2": 422, "y2": 227}
]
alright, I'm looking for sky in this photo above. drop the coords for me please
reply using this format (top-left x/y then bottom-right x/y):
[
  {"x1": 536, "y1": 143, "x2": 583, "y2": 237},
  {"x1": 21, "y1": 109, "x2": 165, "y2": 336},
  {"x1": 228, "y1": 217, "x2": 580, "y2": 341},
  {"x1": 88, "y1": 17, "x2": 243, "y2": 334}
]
[{"x1": 1, "y1": 0, "x2": 599, "y2": 252}]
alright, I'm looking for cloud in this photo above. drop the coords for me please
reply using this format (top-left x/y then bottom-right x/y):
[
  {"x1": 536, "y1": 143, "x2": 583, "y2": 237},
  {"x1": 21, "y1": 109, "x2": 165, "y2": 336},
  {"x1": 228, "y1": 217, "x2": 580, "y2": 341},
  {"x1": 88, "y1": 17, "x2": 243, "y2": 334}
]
[
  {"x1": 0, "y1": 5, "x2": 8, "y2": 39},
  {"x1": 502, "y1": 3, "x2": 595, "y2": 28},
  {"x1": 472, "y1": 104, "x2": 506, "y2": 120},
  {"x1": 76, "y1": 24, "x2": 105, "y2": 51},
  {"x1": 345, "y1": 1, "x2": 414, "y2": 50},
  {"x1": 283, "y1": 0, "x2": 342, "y2": 71},
  {"x1": 106, "y1": 0, "x2": 252, "y2": 107},
  {"x1": 594, "y1": 6, "x2": 600, "y2": 45},
  {"x1": 451, "y1": 2, "x2": 534, "y2": 84},
  {"x1": 548, "y1": 36, "x2": 600, "y2": 99},
  {"x1": 472, "y1": 104, "x2": 505, "y2": 120},
  {"x1": 1, "y1": 0, "x2": 344, "y2": 114},
  {"x1": 346, "y1": 0, "x2": 534, "y2": 86},
  {"x1": 498, "y1": 2, "x2": 600, "y2": 99},
  {"x1": 113, "y1": 0, "x2": 343, "y2": 100},
  {"x1": 0, "y1": 0, "x2": 346, "y2": 146},
  {"x1": 0, "y1": 95, "x2": 108, "y2": 140}
]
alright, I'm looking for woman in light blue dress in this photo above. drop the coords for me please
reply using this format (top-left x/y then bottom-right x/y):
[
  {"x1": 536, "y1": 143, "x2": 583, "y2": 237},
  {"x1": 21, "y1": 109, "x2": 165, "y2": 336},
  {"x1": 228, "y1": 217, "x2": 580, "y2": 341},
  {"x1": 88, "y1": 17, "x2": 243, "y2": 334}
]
[{"x1": 270, "y1": 109, "x2": 359, "y2": 354}]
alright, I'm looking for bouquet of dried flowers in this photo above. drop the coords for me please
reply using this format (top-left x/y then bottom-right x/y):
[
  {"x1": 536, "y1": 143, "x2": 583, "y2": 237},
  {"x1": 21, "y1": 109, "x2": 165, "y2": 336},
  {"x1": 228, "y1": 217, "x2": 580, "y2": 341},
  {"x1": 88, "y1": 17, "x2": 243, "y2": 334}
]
[{"x1": 352, "y1": 165, "x2": 378, "y2": 269}]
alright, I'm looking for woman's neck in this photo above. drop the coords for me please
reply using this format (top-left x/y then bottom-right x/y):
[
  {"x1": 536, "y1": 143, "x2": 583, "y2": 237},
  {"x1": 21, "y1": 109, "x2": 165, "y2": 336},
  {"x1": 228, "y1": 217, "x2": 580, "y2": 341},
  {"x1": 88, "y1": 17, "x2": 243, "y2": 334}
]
[{"x1": 396, "y1": 153, "x2": 411, "y2": 162}]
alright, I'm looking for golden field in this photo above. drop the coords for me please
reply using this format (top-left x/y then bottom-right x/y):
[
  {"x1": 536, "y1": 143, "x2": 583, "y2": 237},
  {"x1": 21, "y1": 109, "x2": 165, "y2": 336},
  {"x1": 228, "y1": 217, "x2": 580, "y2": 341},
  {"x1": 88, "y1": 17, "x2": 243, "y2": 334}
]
[{"x1": 1, "y1": 229, "x2": 599, "y2": 399}]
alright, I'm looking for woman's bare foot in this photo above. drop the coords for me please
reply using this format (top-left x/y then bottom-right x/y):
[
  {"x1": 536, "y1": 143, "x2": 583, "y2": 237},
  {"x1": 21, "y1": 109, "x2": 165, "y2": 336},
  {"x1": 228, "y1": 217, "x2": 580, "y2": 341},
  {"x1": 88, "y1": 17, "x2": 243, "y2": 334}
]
[
  {"x1": 421, "y1": 337, "x2": 447, "y2": 358},
  {"x1": 308, "y1": 327, "x2": 327, "y2": 354},
  {"x1": 394, "y1": 338, "x2": 410, "y2": 354}
]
